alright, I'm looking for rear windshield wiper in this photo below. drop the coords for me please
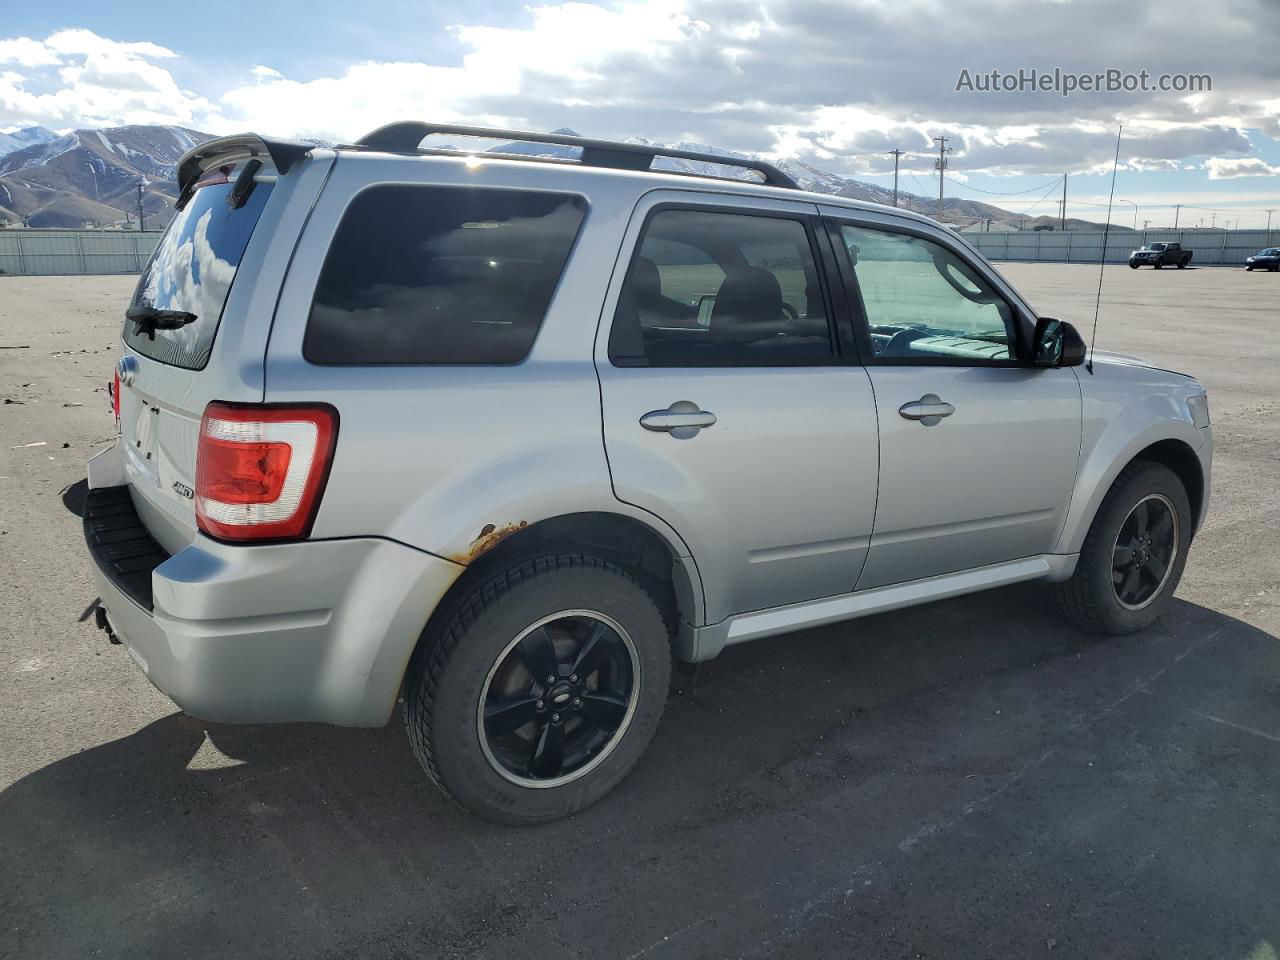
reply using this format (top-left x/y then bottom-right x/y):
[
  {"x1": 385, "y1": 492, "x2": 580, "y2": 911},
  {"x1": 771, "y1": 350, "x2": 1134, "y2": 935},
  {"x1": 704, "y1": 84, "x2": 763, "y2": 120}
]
[{"x1": 126, "y1": 305, "x2": 198, "y2": 340}]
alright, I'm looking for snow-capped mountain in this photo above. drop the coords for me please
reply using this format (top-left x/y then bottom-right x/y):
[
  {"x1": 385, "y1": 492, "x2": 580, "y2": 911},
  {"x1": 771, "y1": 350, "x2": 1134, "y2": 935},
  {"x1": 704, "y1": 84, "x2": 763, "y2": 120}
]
[
  {"x1": 0, "y1": 126, "x2": 60, "y2": 158},
  {"x1": 0, "y1": 125, "x2": 212, "y2": 227}
]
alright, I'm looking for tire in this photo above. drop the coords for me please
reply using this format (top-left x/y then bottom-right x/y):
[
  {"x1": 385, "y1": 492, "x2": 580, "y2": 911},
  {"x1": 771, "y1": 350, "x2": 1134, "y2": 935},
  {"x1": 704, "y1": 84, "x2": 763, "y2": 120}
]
[
  {"x1": 1128, "y1": 262, "x2": 1140, "y2": 270},
  {"x1": 1177, "y1": 259, "x2": 1188, "y2": 269},
  {"x1": 1052, "y1": 461, "x2": 1193, "y2": 634},
  {"x1": 404, "y1": 554, "x2": 671, "y2": 824},
  {"x1": 1246, "y1": 266, "x2": 1254, "y2": 271},
  {"x1": 1271, "y1": 264, "x2": 1279, "y2": 272},
  {"x1": 1153, "y1": 262, "x2": 1163, "y2": 269}
]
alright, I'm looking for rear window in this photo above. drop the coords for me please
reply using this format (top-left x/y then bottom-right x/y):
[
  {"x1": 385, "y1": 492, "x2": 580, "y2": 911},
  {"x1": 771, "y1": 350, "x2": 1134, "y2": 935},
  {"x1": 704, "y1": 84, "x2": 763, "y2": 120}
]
[
  {"x1": 125, "y1": 169, "x2": 273, "y2": 370},
  {"x1": 304, "y1": 185, "x2": 586, "y2": 365}
]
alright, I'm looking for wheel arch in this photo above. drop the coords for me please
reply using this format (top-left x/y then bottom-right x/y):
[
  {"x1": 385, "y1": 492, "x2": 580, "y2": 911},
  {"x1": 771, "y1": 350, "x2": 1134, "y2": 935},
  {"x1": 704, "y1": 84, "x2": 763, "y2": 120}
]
[
  {"x1": 1057, "y1": 422, "x2": 1208, "y2": 556},
  {"x1": 1132, "y1": 438, "x2": 1204, "y2": 531},
  {"x1": 416, "y1": 511, "x2": 704, "y2": 663}
]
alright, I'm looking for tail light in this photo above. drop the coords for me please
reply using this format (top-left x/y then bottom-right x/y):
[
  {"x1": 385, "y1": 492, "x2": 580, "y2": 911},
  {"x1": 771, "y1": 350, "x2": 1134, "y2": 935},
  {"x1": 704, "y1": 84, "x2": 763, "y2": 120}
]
[
  {"x1": 111, "y1": 371, "x2": 120, "y2": 426},
  {"x1": 195, "y1": 402, "x2": 338, "y2": 542}
]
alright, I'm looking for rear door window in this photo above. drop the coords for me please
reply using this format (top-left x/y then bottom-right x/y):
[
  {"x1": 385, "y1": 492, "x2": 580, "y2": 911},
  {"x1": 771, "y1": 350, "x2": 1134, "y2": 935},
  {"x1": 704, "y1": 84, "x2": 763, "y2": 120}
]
[
  {"x1": 607, "y1": 208, "x2": 834, "y2": 367},
  {"x1": 304, "y1": 185, "x2": 587, "y2": 365},
  {"x1": 125, "y1": 168, "x2": 273, "y2": 369}
]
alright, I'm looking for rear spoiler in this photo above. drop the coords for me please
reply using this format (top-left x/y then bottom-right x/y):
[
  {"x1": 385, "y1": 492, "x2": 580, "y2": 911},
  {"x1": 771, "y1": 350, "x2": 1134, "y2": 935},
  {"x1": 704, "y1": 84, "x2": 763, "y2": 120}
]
[{"x1": 175, "y1": 134, "x2": 313, "y2": 209}]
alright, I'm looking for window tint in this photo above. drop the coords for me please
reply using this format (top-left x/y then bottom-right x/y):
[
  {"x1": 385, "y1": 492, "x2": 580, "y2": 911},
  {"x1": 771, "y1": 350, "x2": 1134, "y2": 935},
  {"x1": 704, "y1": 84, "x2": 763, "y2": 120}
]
[
  {"x1": 609, "y1": 209, "x2": 833, "y2": 367},
  {"x1": 839, "y1": 225, "x2": 1016, "y2": 363},
  {"x1": 125, "y1": 169, "x2": 273, "y2": 370},
  {"x1": 305, "y1": 186, "x2": 586, "y2": 365}
]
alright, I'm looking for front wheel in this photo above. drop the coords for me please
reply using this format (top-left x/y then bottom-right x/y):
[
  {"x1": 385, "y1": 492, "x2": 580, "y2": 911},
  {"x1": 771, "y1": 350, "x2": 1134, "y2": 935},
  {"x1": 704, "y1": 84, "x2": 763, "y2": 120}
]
[
  {"x1": 404, "y1": 554, "x2": 671, "y2": 824},
  {"x1": 1153, "y1": 262, "x2": 1163, "y2": 269},
  {"x1": 1052, "y1": 461, "x2": 1193, "y2": 634},
  {"x1": 1128, "y1": 261, "x2": 1140, "y2": 270}
]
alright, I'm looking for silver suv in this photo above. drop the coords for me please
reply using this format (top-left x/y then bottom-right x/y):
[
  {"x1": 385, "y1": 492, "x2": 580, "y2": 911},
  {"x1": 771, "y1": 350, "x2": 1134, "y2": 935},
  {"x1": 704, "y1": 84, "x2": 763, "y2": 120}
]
[{"x1": 84, "y1": 123, "x2": 1212, "y2": 823}]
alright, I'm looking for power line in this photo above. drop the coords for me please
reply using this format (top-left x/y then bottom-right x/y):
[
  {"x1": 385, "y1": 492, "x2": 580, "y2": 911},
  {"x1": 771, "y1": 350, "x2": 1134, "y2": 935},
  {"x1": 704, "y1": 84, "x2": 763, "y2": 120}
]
[
  {"x1": 1013, "y1": 178, "x2": 1068, "y2": 221},
  {"x1": 942, "y1": 174, "x2": 1063, "y2": 196}
]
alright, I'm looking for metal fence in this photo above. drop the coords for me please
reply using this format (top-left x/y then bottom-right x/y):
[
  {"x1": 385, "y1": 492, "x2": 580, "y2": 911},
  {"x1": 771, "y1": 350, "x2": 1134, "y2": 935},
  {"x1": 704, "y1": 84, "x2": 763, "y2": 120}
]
[
  {"x1": 2, "y1": 225, "x2": 1276, "y2": 276},
  {"x1": 966, "y1": 228, "x2": 1276, "y2": 266},
  {"x1": 0, "y1": 230, "x2": 163, "y2": 277}
]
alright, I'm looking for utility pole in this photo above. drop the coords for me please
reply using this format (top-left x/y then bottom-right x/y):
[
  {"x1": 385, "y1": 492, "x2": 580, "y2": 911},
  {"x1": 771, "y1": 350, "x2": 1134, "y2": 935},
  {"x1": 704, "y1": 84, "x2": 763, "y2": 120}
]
[
  {"x1": 1210, "y1": 213, "x2": 1216, "y2": 230},
  {"x1": 1143, "y1": 219, "x2": 1150, "y2": 230},
  {"x1": 889, "y1": 149, "x2": 903, "y2": 207},
  {"x1": 136, "y1": 183, "x2": 145, "y2": 231},
  {"x1": 1173, "y1": 204, "x2": 1181, "y2": 229},
  {"x1": 1265, "y1": 209, "x2": 1275, "y2": 243},
  {"x1": 1060, "y1": 173, "x2": 1067, "y2": 231},
  {"x1": 933, "y1": 136, "x2": 951, "y2": 220}
]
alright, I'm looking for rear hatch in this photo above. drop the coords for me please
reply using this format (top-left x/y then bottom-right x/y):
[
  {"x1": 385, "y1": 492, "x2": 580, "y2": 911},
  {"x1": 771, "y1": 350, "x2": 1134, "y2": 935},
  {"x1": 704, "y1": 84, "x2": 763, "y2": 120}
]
[{"x1": 117, "y1": 155, "x2": 280, "y2": 553}]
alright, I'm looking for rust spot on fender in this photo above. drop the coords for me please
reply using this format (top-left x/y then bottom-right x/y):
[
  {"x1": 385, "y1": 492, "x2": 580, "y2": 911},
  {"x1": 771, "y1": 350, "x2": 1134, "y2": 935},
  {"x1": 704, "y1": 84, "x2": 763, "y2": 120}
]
[{"x1": 456, "y1": 520, "x2": 529, "y2": 563}]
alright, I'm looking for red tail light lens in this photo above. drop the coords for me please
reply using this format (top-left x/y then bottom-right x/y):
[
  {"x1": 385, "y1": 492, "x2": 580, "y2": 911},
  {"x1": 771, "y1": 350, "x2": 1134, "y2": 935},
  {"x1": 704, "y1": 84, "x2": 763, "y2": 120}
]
[
  {"x1": 195, "y1": 402, "x2": 338, "y2": 542},
  {"x1": 111, "y1": 371, "x2": 121, "y2": 426}
]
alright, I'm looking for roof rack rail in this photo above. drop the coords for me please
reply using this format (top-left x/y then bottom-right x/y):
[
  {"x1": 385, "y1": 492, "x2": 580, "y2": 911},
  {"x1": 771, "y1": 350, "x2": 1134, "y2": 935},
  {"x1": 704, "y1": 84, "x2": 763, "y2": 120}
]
[{"x1": 350, "y1": 122, "x2": 799, "y2": 189}]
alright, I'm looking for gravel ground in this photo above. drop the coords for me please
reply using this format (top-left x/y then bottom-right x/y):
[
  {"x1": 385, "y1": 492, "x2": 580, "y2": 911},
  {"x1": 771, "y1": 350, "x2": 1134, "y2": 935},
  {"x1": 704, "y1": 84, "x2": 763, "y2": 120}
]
[{"x1": 1, "y1": 265, "x2": 1278, "y2": 959}]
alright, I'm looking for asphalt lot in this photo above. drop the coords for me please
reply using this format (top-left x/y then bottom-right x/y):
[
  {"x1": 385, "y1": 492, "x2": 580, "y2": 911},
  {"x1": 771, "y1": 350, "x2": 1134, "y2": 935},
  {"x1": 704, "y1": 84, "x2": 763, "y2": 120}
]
[{"x1": 2, "y1": 264, "x2": 1278, "y2": 959}]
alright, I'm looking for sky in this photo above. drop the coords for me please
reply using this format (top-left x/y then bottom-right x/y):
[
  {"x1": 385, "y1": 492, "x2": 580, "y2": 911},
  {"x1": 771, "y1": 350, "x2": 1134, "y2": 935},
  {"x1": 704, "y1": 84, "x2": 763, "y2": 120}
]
[{"x1": 2, "y1": 0, "x2": 1278, "y2": 227}]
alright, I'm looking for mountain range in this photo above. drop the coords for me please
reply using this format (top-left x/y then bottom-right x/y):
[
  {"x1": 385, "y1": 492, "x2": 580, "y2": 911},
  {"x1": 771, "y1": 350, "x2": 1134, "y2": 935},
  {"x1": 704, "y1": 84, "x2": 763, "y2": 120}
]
[{"x1": 0, "y1": 123, "x2": 1101, "y2": 230}]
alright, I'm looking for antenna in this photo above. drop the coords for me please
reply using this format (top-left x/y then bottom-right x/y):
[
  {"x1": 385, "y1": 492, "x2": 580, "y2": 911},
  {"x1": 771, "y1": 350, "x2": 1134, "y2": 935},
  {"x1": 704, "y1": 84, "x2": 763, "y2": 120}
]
[{"x1": 1087, "y1": 125, "x2": 1123, "y2": 375}]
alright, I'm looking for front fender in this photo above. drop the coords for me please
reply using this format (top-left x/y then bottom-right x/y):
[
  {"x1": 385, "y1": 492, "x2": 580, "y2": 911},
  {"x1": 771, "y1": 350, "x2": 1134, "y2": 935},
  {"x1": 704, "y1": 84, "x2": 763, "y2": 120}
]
[{"x1": 1055, "y1": 369, "x2": 1209, "y2": 554}]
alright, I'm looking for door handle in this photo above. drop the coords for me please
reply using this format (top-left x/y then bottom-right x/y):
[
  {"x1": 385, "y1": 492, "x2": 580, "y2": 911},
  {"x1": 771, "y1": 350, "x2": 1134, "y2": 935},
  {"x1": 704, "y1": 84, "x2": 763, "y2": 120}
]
[
  {"x1": 640, "y1": 400, "x2": 717, "y2": 439},
  {"x1": 898, "y1": 393, "x2": 955, "y2": 426}
]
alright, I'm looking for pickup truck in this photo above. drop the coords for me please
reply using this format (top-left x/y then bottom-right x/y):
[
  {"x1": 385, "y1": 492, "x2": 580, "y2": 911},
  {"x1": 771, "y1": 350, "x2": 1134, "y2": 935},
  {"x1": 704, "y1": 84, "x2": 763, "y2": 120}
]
[{"x1": 1129, "y1": 242, "x2": 1193, "y2": 269}]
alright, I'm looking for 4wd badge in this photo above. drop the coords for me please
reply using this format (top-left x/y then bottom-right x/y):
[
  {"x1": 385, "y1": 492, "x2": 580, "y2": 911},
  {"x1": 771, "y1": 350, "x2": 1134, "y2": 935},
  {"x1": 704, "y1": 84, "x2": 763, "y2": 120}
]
[{"x1": 172, "y1": 480, "x2": 194, "y2": 500}]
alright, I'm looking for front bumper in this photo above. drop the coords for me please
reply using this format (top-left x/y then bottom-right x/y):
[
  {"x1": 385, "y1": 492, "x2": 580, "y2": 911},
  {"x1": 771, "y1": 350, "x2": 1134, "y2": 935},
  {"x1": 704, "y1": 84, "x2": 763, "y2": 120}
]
[{"x1": 84, "y1": 457, "x2": 462, "y2": 726}]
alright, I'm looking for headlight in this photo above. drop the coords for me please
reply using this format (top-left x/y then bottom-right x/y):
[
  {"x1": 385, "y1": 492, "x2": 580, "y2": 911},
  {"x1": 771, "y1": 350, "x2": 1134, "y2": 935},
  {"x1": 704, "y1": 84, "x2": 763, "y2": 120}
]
[{"x1": 1186, "y1": 392, "x2": 1210, "y2": 429}]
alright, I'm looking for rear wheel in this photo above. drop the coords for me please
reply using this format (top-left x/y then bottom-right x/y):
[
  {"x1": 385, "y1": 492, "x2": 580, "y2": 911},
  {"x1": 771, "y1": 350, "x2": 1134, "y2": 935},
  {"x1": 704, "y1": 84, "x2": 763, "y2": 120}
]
[
  {"x1": 404, "y1": 554, "x2": 671, "y2": 824},
  {"x1": 1052, "y1": 461, "x2": 1192, "y2": 634},
  {"x1": 1177, "y1": 258, "x2": 1188, "y2": 269}
]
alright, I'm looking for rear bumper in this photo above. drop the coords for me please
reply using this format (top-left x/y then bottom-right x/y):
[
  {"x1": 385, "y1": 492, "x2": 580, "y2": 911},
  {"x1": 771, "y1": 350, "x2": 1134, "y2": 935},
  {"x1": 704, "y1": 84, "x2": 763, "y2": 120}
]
[{"x1": 84, "y1": 464, "x2": 463, "y2": 727}]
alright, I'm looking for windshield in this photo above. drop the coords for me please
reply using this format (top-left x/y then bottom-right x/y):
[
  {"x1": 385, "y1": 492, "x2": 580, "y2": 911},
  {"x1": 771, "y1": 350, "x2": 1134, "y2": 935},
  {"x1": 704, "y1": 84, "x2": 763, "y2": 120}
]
[
  {"x1": 1260, "y1": 248, "x2": 1280, "y2": 256},
  {"x1": 1142, "y1": 244, "x2": 1167, "y2": 251},
  {"x1": 124, "y1": 168, "x2": 274, "y2": 370}
]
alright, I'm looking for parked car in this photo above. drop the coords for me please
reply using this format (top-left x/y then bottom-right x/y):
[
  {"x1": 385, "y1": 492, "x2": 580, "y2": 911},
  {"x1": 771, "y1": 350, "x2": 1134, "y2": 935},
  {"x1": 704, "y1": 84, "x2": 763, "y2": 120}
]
[
  {"x1": 1128, "y1": 242, "x2": 1193, "y2": 269},
  {"x1": 84, "y1": 123, "x2": 1213, "y2": 823},
  {"x1": 1245, "y1": 247, "x2": 1280, "y2": 271}
]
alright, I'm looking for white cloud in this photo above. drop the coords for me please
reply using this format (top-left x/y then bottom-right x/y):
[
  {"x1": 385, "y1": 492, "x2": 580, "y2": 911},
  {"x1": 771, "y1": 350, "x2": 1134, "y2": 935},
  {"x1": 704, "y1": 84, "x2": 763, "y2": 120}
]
[
  {"x1": 0, "y1": 37, "x2": 60, "y2": 68},
  {"x1": 1, "y1": 0, "x2": 1278, "y2": 185},
  {"x1": 0, "y1": 28, "x2": 211, "y2": 130},
  {"x1": 42, "y1": 29, "x2": 176, "y2": 60},
  {"x1": 1205, "y1": 156, "x2": 1280, "y2": 179}
]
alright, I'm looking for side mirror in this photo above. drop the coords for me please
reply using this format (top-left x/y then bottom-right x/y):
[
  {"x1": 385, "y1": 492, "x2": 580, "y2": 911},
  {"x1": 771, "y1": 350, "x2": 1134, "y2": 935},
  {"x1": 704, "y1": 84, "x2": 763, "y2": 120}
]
[{"x1": 1032, "y1": 317, "x2": 1086, "y2": 367}]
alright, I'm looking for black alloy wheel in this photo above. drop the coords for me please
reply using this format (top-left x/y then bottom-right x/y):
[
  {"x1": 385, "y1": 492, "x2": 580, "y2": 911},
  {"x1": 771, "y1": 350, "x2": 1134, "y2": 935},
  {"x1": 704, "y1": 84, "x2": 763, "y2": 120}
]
[
  {"x1": 478, "y1": 610, "x2": 639, "y2": 788},
  {"x1": 1112, "y1": 493, "x2": 1179, "y2": 610}
]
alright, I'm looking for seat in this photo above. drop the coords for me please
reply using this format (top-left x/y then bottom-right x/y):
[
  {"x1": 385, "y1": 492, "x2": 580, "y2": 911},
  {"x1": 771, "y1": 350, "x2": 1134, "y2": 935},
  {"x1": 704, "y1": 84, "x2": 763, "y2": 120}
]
[{"x1": 709, "y1": 266, "x2": 784, "y2": 338}]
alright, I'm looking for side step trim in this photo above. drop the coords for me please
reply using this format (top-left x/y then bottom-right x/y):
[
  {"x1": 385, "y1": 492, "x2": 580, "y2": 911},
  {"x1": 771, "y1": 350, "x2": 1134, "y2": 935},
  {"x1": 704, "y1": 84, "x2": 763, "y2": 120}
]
[{"x1": 678, "y1": 554, "x2": 1077, "y2": 662}]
